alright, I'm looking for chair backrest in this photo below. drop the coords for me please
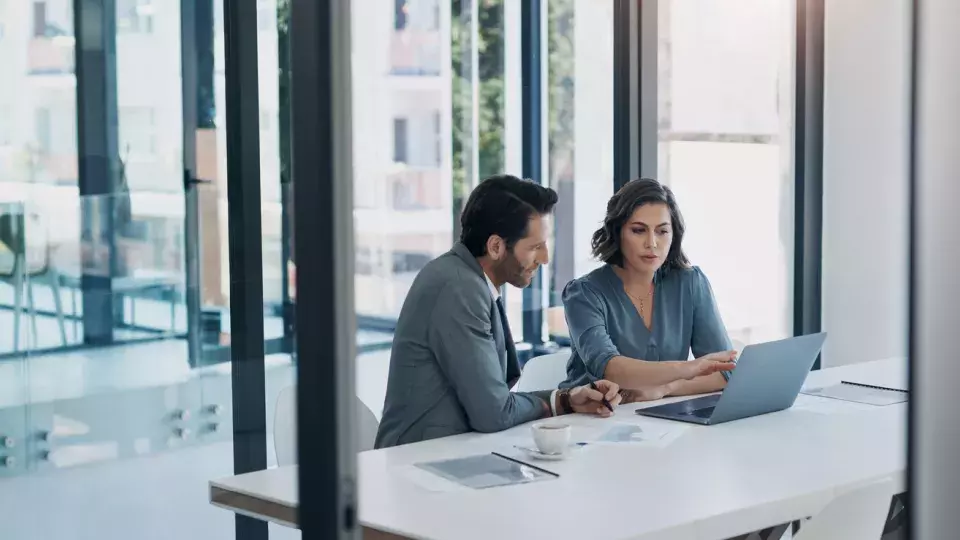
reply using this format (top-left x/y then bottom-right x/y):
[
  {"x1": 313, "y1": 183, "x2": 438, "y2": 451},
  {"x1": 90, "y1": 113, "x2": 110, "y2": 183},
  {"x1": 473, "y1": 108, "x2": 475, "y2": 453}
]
[
  {"x1": 795, "y1": 478, "x2": 895, "y2": 540},
  {"x1": 273, "y1": 386, "x2": 380, "y2": 466},
  {"x1": 514, "y1": 351, "x2": 570, "y2": 392},
  {"x1": 0, "y1": 210, "x2": 50, "y2": 277}
]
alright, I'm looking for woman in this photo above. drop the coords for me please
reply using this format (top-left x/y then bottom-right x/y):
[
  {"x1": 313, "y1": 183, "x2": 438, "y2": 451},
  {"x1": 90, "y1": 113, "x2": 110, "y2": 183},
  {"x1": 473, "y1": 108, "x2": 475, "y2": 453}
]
[{"x1": 560, "y1": 178, "x2": 737, "y2": 401}]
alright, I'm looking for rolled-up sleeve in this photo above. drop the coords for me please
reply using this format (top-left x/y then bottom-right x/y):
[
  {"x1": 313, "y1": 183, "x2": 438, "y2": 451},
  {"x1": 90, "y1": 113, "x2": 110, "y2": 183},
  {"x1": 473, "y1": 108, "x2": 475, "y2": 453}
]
[
  {"x1": 562, "y1": 280, "x2": 620, "y2": 380},
  {"x1": 690, "y1": 267, "x2": 735, "y2": 380}
]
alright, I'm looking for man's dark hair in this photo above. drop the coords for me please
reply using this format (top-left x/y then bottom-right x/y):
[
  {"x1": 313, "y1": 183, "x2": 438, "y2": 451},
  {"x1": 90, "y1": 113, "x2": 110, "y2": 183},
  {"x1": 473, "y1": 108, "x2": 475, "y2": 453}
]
[
  {"x1": 591, "y1": 178, "x2": 690, "y2": 272},
  {"x1": 460, "y1": 174, "x2": 559, "y2": 257}
]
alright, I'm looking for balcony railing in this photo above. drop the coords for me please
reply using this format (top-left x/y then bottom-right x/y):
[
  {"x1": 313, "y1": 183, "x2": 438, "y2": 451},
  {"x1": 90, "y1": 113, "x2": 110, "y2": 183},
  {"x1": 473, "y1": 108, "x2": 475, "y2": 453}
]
[
  {"x1": 28, "y1": 37, "x2": 75, "y2": 75},
  {"x1": 387, "y1": 168, "x2": 443, "y2": 210},
  {"x1": 389, "y1": 30, "x2": 442, "y2": 76}
]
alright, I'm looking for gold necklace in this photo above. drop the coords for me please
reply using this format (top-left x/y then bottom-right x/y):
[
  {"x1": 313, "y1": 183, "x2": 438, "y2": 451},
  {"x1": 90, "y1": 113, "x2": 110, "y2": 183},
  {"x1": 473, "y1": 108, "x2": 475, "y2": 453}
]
[{"x1": 629, "y1": 284, "x2": 654, "y2": 317}]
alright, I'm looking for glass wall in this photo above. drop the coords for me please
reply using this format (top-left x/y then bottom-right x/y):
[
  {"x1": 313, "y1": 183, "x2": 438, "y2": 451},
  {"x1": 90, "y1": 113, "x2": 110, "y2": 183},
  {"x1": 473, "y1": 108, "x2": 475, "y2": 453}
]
[
  {"x1": 0, "y1": 0, "x2": 285, "y2": 537},
  {"x1": 0, "y1": 0, "x2": 79, "y2": 356},
  {"x1": 544, "y1": 0, "x2": 615, "y2": 343},
  {"x1": 656, "y1": 0, "x2": 795, "y2": 345},
  {"x1": 0, "y1": 0, "x2": 808, "y2": 538},
  {"x1": 353, "y1": 0, "x2": 452, "y2": 326},
  {"x1": 349, "y1": 0, "x2": 466, "y2": 414},
  {"x1": 345, "y1": 0, "x2": 615, "y2": 378}
]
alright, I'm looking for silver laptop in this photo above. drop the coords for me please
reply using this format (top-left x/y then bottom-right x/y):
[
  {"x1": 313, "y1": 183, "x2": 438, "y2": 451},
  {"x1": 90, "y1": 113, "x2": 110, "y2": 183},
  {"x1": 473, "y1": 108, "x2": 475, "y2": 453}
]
[{"x1": 635, "y1": 332, "x2": 827, "y2": 425}]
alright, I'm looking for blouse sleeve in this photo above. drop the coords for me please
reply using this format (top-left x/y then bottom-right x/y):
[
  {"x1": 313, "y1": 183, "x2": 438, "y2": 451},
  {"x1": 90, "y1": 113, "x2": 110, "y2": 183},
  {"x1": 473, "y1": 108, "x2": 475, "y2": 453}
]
[
  {"x1": 690, "y1": 267, "x2": 735, "y2": 380},
  {"x1": 562, "y1": 279, "x2": 621, "y2": 381}
]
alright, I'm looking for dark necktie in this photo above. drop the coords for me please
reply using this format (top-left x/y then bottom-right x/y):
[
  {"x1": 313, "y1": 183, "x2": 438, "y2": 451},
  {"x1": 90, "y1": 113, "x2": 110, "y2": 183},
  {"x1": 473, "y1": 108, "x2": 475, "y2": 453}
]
[{"x1": 495, "y1": 297, "x2": 522, "y2": 386}]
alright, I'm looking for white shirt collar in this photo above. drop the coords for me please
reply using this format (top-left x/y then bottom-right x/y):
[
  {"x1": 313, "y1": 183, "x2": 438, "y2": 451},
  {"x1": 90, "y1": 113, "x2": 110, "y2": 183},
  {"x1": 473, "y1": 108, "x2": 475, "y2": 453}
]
[{"x1": 484, "y1": 272, "x2": 501, "y2": 300}]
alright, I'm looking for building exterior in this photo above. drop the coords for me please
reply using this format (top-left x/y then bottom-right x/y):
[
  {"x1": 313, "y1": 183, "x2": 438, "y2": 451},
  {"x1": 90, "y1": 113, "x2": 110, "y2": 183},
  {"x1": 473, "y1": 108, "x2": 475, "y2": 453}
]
[{"x1": 0, "y1": 0, "x2": 454, "y2": 344}]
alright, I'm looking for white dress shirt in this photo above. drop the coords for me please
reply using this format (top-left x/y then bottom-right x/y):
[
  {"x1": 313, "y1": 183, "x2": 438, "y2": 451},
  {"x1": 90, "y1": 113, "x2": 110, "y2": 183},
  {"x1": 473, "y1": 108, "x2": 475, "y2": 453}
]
[{"x1": 483, "y1": 271, "x2": 558, "y2": 416}]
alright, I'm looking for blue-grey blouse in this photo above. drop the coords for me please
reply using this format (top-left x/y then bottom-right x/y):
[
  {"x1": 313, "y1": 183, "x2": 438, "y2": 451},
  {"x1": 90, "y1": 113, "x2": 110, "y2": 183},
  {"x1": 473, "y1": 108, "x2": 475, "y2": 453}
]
[{"x1": 559, "y1": 264, "x2": 733, "y2": 388}]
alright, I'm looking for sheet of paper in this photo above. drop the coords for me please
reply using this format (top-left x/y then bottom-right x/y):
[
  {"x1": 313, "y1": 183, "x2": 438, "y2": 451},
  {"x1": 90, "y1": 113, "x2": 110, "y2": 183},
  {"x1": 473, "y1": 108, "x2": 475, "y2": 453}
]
[
  {"x1": 582, "y1": 421, "x2": 687, "y2": 448},
  {"x1": 791, "y1": 393, "x2": 879, "y2": 415},
  {"x1": 801, "y1": 383, "x2": 907, "y2": 406},
  {"x1": 842, "y1": 372, "x2": 907, "y2": 392}
]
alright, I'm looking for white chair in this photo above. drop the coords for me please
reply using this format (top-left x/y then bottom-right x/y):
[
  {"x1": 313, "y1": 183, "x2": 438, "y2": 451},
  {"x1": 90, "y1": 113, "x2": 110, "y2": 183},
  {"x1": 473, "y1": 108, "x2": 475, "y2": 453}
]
[
  {"x1": 794, "y1": 478, "x2": 895, "y2": 540},
  {"x1": 514, "y1": 351, "x2": 570, "y2": 392},
  {"x1": 0, "y1": 208, "x2": 67, "y2": 351},
  {"x1": 273, "y1": 386, "x2": 380, "y2": 466}
]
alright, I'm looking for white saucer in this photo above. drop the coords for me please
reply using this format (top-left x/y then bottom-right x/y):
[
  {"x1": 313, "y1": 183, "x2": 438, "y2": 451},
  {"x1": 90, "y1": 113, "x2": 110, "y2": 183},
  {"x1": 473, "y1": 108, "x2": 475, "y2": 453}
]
[{"x1": 515, "y1": 445, "x2": 576, "y2": 461}]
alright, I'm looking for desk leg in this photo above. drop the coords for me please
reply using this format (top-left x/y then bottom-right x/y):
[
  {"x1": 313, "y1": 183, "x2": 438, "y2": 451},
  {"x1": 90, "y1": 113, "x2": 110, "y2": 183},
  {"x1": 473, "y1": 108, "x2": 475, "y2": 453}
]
[
  {"x1": 881, "y1": 493, "x2": 908, "y2": 540},
  {"x1": 768, "y1": 493, "x2": 907, "y2": 540},
  {"x1": 362, "y1": 527, "x2": 410, "y2": 540},
  {"x1": 71, "y1": 288, "x2": 79, "y2": 341},
  {"x1": 726, "y1": 523, "x2": 790, "y2": 540}
]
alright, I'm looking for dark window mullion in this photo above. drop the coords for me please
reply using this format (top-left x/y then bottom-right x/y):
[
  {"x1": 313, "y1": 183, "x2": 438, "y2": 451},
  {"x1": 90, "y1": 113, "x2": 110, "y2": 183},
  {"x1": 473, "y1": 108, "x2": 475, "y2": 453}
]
[
  {"x1": 521, "y1": 0, "x2": 545, "y2": 349},
  {"x1": 221, "y1": 0, "x2": 267, "y2": 539}
]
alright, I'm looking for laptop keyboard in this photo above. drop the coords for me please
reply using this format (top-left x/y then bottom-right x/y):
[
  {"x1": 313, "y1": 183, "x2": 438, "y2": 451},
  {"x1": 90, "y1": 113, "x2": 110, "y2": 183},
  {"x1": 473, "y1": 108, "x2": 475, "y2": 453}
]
[{"x1": 690, "y1": 406, "x2": 716, "y2": 418}]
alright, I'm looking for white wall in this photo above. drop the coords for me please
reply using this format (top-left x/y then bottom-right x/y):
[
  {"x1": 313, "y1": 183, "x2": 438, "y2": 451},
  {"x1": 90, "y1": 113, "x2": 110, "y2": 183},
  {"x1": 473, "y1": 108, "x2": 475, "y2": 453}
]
[{"x1": 821, "y1": 0, "x2": 910, "y2": 366}]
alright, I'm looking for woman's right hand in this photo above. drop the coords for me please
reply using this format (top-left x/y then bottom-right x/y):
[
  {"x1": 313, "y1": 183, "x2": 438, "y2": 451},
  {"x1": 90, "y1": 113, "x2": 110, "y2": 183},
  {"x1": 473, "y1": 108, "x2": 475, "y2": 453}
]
[
  {"x1": 618, "y1": 385, "x2": 672, "y2": 404},
  {"x1": 681, "y1": 351, "x2": 737, "y2": 380}
]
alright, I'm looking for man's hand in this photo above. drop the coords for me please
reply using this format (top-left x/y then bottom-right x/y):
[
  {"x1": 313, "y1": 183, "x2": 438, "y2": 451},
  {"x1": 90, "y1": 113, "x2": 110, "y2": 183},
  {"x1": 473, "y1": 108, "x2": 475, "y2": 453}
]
[
  {"x1": 682, "y1": 350, "x2": 737, "y2": 380},
  {"x1": 569, "y1": 380, "x2": 622, "y2": 417}
]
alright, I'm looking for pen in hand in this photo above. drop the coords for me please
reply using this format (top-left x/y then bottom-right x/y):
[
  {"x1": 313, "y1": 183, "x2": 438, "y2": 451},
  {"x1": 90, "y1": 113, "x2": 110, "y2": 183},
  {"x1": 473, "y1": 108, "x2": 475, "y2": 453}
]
[{"x1": 590, "y1": 381, "x2": 615, "y2": 412}]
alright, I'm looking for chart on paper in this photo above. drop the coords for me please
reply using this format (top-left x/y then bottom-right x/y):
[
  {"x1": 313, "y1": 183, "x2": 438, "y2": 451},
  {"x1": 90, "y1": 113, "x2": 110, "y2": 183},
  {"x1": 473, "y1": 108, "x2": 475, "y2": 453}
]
[{"x1": 586, "y1": 422, "x2": 687, "y2": 447}]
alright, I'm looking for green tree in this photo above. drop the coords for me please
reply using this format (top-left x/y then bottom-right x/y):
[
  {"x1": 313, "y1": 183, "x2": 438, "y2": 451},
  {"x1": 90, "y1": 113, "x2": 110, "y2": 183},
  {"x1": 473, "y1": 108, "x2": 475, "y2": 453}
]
[
  {"x1": 547, "y1": 0, "x2": 575, "y2": 188},
  {"x1": 451, "y1": 0, "x2": 505, "y2": 237},
  {"x1": 277, "y1": 0, "x2": 290, "y2": 186}
]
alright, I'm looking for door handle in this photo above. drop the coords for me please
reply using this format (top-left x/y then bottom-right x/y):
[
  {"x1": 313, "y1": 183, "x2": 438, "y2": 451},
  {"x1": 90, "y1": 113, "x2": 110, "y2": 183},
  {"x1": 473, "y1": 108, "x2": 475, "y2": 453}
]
[{"x1": 183, "y1": 171, "x2": 213, "y2": 190}]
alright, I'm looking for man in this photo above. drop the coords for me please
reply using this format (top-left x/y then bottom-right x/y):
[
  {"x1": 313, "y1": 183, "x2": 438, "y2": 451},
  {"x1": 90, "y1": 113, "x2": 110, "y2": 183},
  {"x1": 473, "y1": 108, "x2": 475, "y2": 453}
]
[{"x1": 375, "y1": 175, "x2": 621, "y2": 449}]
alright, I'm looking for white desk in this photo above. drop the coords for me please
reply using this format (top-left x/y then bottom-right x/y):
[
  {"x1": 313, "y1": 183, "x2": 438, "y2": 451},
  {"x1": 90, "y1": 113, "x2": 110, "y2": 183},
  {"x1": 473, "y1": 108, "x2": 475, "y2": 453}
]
[{"x1": 210, "y1": 358, "x2": 907, "y2": 540}]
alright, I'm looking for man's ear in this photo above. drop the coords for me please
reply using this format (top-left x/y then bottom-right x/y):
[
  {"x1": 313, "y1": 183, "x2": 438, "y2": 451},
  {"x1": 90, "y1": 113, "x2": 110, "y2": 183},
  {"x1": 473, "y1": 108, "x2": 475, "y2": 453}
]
[{"x1": 486, "y1": 235, "x2": 504, "y2": 260}]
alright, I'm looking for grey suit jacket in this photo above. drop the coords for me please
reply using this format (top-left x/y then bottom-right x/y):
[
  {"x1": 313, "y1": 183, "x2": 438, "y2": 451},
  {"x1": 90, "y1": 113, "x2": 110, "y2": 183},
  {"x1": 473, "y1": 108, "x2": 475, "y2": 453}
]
[{"x1": 374, "y1": 243, "x2": 553, "y2": 449}]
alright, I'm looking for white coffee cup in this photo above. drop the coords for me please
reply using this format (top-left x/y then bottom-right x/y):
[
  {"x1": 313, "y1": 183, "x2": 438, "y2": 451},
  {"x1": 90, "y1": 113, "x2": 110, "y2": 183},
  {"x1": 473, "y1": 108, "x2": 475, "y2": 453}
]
[{"x1": 530, "y1": 422, "x2": 572, "y2": 455}]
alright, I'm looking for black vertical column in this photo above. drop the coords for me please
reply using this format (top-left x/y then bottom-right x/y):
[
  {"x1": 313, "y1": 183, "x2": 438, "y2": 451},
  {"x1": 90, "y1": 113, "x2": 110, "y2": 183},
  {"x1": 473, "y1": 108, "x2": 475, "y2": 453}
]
[
  {"x1": 196, "y1": 0, "x2": 217, "y2": 130},
  {"x1": 521, "y1": 0, "x2": 544, "y2": 348},
  {"x1": 74, "y1": 0, "x2": 119, "y2": 345},
  {"x1": 612, "y1": 0, "x2": 634, "y2": 188},
  {"x1": 222, "y1": 0, "x2": 267, "y2": 539},
  {"x1": 793, "y1": 0, "x2": 824, "y2": 368},
  {"x1": 613, "y1": 0, "x2": 657, "y2": 189},
  {"x1": 291, "y1": 0, "x2": 358, "y2": 538}
]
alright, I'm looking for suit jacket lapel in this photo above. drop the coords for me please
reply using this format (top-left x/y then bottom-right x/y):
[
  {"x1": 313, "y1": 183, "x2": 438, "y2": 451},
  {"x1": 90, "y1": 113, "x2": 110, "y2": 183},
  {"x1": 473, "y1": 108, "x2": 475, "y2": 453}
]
[{"x1": 452, "y1": 243, "x2": 520, "y2": 386}]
